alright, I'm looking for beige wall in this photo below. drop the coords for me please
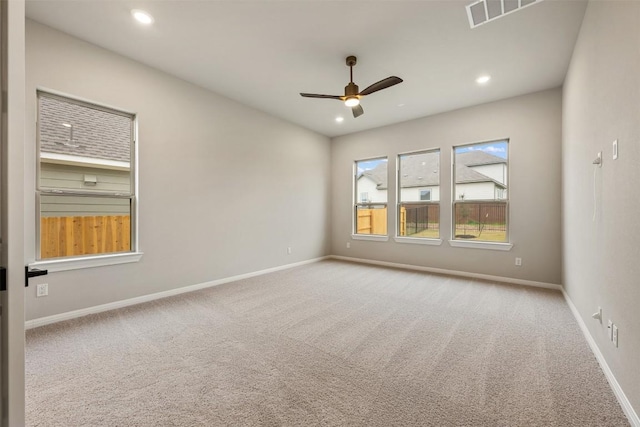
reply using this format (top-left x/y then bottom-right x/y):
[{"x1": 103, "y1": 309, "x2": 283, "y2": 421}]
[
  {"x1": 563, "y1": 0, "x2": 640, "y2": 415},
  {"x1": 25, "y1": 20, "x2": 331, "y2": 320},
  {"x1": 331, "y1": 88, "x2": 562, "y2": 285}
]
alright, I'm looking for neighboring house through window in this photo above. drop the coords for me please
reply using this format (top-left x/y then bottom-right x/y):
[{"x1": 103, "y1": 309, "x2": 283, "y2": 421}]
[
  {"x1": 354, "y1": 157, "x2": 388, "y2": 236},
  {"x1": 453, "y1": 140, "x2": 508, "y2": 243},
  {"x1": 398, "y1": 149, "x2": 440, "y2": 239},
  {"x1": 37, "y1": 91, "x2": 136, "y2": 259}
]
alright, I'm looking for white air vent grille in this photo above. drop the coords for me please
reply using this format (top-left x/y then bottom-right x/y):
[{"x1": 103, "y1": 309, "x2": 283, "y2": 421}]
[{"x1": 466, "y1": 0, "x2": 543, "y2": 28}]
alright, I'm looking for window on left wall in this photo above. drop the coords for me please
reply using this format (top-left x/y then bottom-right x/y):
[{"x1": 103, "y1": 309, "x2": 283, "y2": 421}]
[{"x1": 37, "y1": 91, "x2": 135, "y2": 260}]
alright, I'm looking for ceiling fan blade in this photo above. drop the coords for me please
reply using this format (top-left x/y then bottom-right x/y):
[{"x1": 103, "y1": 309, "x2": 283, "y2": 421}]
[
  {"x1": 352, "y1": 104, "x2": 364, "y2": 118},
  {"x1": 359, "y1": 76, "x2": 403, "y2": 96},
  {"x1": 300, "y1": 93, "x2": 343, "y2": 100}
]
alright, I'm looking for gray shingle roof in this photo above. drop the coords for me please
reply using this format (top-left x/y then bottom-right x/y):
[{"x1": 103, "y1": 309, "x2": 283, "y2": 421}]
[
  {"x1": 39, "y1": 95, "x2": 131, "y2": 163},
  {"x1": 400, "y1": 152, "x2": 440, "y2": 188},
  {"x1": 456, "y1": 150, "x2": 506, "y2": 167},
  {"x1": 358, "y1": 149, "x2": 506, "y2": 188},
  {"x1": 456, "y1": 163, "x2": 499, "y2": 184},
  {"x1": 361, "y1": 166, "x2": 388, "y2": 190}
]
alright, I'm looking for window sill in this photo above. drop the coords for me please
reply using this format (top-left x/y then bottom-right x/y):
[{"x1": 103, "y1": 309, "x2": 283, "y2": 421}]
[
  {"x1": 448, "y1": 240, "x2": 513, "y2": 251},
  {"x1": 351, "y1": 234, "x2": 389, "y2": 242},
  {"x1": 30, "y1": 252, "x2": 144, "y2": 273},
  {"x1": 394, "y1": 237, "x2": 443, "y2": 246}
]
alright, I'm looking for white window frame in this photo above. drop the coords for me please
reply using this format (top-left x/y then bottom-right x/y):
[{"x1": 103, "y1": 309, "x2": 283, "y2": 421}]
[
  {"x1": 394, "y1": 148, "x2": 442, "y2": 246},
  {"x1": 450, "y1": 139, "x2": 512, "y2": 251},
  {"x1": 352, "y1": 156, "x2": 389, "y2": 241},
  {"x1": 30, "y1": 90, "x2": 142, "y2": 272}
]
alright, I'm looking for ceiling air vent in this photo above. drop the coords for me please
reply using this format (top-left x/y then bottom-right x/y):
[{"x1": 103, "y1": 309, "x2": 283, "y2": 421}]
[{"x1": 466, "y1": 0, "x2": 543, "y2": 28}]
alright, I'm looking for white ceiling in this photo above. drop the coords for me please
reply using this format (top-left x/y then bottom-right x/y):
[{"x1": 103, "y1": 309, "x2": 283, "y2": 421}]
[{"x1": 25, "y1": 0, "x2": 588, "y2": 138}]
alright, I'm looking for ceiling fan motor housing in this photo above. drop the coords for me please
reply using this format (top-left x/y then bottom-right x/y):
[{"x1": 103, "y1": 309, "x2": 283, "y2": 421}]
[{"x1": 345, "y1": 82, "x2": 359, "y2": 97}]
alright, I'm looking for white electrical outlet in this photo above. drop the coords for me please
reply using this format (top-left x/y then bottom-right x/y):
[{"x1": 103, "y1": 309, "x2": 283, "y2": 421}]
[
  {"x1": 612, "y1": 324, "x2": 619, "y2": 347},
  {"x1": 287, "y1": 247, "x2": 292, "y2": 255},
  {"x1": 613, "y1": 139, "x2": 618, "y2": 160},
  {"x1": 515, "y1": 257, "x2": 522, "y2": 266},
  {"x1": 346, "y1": 242, "x2": 350, "y2": 249},
  {"x1": 36, "y1": 283, "x2": 48, "y2": 297}
]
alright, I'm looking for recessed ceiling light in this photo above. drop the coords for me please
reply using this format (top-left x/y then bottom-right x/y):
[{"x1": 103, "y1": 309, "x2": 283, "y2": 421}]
[
  {"x1": 397, "y1": 103, "x2": 405, "y2": 107},
  {"x1": 335, "y1": 117, "x2": 344, "y2": 123},
  {"x1": 476, "y1": 75, "x2": 491, "y2": 84},
  {"x1": 131, "y1": 9, "x2": 154, "y2": 25}
]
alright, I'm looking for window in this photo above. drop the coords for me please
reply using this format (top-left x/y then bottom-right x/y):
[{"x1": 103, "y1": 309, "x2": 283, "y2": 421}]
[
  {"x1": 37, "y1": 91, "x2": 136, "y2": 260},
  {"x1": 354, "y1": 157, "x2": 388, "y2": 236},
  {"x1": 398, "y1": 150, "x2": 440, "y2": 239},
  {"x1": 453, "y1": 140, "x2": 508, "y2": 243}
]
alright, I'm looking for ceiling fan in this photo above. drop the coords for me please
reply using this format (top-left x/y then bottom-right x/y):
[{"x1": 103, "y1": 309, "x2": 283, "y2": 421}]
[{"x1": 300, "y1": 56, "x2": 403, "y2": 118}]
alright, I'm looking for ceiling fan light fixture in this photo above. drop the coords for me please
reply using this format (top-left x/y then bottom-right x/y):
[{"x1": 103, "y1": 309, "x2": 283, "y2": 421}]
[
  {"x1": 344, "y1": 97, "x2": 360, "y2": 107},
  {"x1": 300, "y1": 56, "x2": 402, "y2": 118}
]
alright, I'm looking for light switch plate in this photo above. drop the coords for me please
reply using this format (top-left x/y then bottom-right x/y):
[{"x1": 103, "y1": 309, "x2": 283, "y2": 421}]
[{"x1": 608, "y1": 320, "x2": 614, "y2": 340}]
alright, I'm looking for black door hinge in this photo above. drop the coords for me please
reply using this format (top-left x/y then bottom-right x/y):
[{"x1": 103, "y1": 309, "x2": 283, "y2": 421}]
[{"x1": 0, "y1": 267, "x2": 6, "y2": 291}]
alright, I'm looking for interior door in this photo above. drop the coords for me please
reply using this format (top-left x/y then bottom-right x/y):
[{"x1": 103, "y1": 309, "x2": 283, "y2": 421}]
[{"x1": 0, "y1": 1, "x2": 26, "y2": 425}]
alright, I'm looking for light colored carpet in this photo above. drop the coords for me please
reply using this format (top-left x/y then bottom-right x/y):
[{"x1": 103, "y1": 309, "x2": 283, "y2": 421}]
[{"x1": 26, "y1": 260, "x2": 629, "y2": 426}]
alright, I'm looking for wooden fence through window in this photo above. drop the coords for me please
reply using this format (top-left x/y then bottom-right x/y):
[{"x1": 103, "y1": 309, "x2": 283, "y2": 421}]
[
  {"x1": 454, "y1": 202, "x2": 506, "y2": 231},
  {"x1": 359, "y1": 202, "x2": 505, "y2": 237},
  {"x1": 399, "y1": 205, "x2": 440, "y2": 236},
  {"x1": 357, "y1": 208, "x2": 387, "y2": 235},
  {"x1": 40, "y1": 215, "x2": 131, "y2": 259}
]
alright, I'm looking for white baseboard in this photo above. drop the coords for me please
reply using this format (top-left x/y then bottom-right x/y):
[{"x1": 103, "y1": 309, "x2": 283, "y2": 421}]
[
  {"x1": 330, "y1": 255, "x2": 562, "y2": 290},
  {"x1": 562, "y1": 290, "x2": 639, "y2": 427},
  {"x1": 25, "y1": 256, "x2": 329, "y2": 330}
]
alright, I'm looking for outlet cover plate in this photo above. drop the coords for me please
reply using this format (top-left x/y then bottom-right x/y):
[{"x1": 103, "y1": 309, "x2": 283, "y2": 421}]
[{"x1": 36, "y1": 283, "x2": 48, "y2": 297}]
